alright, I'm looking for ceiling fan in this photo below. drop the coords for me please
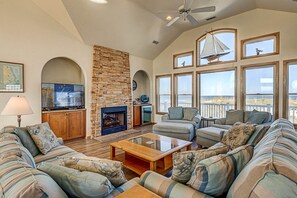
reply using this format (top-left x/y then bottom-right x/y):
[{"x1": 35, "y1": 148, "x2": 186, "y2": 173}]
[{"x1": 165, "y1": 0, "x2": 216, "y2": 27}]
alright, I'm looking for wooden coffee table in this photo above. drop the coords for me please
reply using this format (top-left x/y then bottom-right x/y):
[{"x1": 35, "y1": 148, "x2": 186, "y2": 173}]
[{"x1": 110, "y1": 133, "x2": 192, "y2": 175}]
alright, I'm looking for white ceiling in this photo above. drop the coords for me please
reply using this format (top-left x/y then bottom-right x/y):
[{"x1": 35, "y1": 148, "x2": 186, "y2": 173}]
[{"x1": 32, "y1": 0, "x2": 297, "y2": 59}]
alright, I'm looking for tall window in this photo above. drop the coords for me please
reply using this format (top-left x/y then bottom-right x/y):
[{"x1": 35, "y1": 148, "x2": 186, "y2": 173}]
[
  {"x1": 284, "y1": 60, "x2": 297, "y2": 125},
  {"x1": 156, "y1": 75, "x2": 172, "y2": 113},
  {"x1": 197, "y1": 29, "x2": 236, "y2": 66},
  {"x1": 199, "y1": 70, "x2": 236, "y2": 118},
  {"x1": 174, "y1": 73, "x2": 193, "y2": 107},
  {"x1": 242, "y1": 63, "x2": 279, "y2": 117}
]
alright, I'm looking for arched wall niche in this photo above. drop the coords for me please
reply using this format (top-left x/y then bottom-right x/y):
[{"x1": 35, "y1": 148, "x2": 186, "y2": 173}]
[
  {"x1": 41, "y1": 57, "x2": 85, "y2": 84},
  {"x1": 132, "y1": 70, "x2": 150, "y2": 102}
]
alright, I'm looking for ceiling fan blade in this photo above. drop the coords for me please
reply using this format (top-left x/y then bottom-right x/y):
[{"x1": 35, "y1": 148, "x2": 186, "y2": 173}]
[
  {"x1": 184, "y1": 0, "x2": 193, "y2": 10},
  {"x1": 166, "y1": 16, "x2": 180, "y2": 27},
  {"x1": 186, "y1": 14, "x2": 199, "y2": 26},
  {"x1": 191, "y1": 6, "x2": 216, "y2": 13}
]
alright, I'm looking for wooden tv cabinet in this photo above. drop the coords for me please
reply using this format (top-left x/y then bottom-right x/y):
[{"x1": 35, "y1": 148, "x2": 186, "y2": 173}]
[{"x1": 42, "y1": 109, "x2": 86, "y2": 140}]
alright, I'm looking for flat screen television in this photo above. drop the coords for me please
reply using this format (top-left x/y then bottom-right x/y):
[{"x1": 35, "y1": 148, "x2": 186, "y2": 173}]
[{"x1": 42, "y1": 83, "x2": 84, "y2": 111}]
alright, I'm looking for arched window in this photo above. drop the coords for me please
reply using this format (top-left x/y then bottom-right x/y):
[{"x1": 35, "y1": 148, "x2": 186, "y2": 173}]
[{"x1": 196, "y1": 28, "x2": 237, "y2": 66}]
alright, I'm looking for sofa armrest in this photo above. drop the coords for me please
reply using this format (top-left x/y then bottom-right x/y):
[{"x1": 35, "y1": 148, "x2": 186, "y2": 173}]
[
  {"x1": 193, "y1": 114, "x2": 202, "y2": 128},
  {"x1": 215, "y1": 118, "x2": 226, "y2": 125},
  {"x1": 161, "y1": 114, "x2": 169, "y2": 121},
  {"x1": 140, "y1": 171, "x2": 212, "y2": 198},
  {"x1": 107, "y1": 177, "x2": 140, "y2": 198},
  {"x1": 57, "y1": 137, "x2": 64, "y2": 145}
]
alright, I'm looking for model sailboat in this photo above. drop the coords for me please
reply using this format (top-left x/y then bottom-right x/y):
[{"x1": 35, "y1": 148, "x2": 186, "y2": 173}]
[{"x1": 200, "y1": 33, "x2": 231, "y2": 62}]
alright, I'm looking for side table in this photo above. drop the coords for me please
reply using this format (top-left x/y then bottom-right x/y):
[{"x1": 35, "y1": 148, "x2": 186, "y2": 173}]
[{"x1": 201, "y1": 117, "x2": 218, "y2": 128}]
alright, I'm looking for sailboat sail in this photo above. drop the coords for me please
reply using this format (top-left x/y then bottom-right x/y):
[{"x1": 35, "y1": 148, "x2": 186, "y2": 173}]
[{"x1": 200, "y1": 33, "x2": 231, "y2": 62}]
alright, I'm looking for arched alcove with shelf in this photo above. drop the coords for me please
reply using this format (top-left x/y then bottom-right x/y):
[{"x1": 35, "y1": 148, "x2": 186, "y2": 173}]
[{"x1": 132, "y1": 70, "x2": 150, "y2": 102}]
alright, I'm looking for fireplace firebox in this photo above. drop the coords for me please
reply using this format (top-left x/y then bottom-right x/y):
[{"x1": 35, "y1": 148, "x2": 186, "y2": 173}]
[{"x1": 101, "y1": 106, "x2": 127, "y2": 136}]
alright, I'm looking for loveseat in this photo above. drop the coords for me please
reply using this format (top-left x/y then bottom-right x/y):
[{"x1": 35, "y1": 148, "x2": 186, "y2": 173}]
[
  {"x1": 153, "y1": 107, "x2": 202, "y2": 141},
  {"x1": 0, "y1": 125, "x2": 139, "y2": 198},
  {"x1": 140, "y1": 119, "x2": 297, "y2": 198}
]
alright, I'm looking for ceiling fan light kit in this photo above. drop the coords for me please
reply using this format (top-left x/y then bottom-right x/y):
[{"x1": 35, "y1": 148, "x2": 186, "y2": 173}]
[{"x1": 165, "y1": 0, "x2": 216, "y2": 27}]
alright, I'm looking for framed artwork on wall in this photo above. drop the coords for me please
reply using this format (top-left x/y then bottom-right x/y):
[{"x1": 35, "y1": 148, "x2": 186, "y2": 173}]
[{"x1": 0, "y1": 61, "x2": 24, "y2": 93}]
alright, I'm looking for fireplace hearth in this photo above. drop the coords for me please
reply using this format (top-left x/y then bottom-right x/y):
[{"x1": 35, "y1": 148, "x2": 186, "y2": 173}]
[{"x1": 101, "y1": 106, "x2": 127, "y2": 136}]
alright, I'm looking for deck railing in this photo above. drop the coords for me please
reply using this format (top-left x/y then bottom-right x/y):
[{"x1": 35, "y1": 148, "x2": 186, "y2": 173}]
[{"x1": 159, "y1": 102, "x2": 297, "y2": 123}]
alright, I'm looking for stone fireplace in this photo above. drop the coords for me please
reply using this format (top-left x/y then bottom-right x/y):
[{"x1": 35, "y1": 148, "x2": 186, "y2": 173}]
[
  {"x1": 101, "y1": 106, "x2": 127, "y2": 136},
  {"x1": 90, "y1": 45, "x2": 132, "y2": 137}
]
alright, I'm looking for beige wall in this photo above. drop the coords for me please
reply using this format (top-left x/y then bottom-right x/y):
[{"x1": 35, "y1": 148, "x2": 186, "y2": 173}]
[
  {"x1": 132, "y1": 70, "x2": 150, "y2": 101},
  {"x1": 153, "y1": 9, "x2": 297, "y2": 122},
  {"x1": 0, "y1": 0, "x2": 92, "y2": 132}
]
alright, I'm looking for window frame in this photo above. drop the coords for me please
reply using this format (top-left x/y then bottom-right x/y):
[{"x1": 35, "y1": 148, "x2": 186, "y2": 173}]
[
  {"x1": 241, "y1": 32, "x2": 280, "y2": 60},
  {"x1": 155, "y1": 74, "x2": 172, "y2": 115},
  {"x1": 196, "y1": 28, "x2": 237, "y2": 67},
  {"x1": 173, "y1": 72, "x2": 194, "y2": 107},
  {"x1": 197, "y1": 67, "x2": 237, "y2": 118},
  {"x1": 240, "y1": 62, "x2": 279, "y2": 119},
  {"x1": 173, "y1": 51, "x2": 194, "y2": 69},
  {"x1": 283, "y1": 59, "x2": 297, "y2": 128}
]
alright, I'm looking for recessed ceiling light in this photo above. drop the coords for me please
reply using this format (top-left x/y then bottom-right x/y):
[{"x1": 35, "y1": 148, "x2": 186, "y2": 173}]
[
  {"x1": 90, "y1": 0, "x2": 108, "y2": 4},
  {"x1": 166, "y1": 16, "x2": 172, "y2": 21}
]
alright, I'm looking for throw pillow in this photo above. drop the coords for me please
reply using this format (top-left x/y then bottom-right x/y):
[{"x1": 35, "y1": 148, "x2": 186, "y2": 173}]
[
  {"x1": 221, "y1": 123, "x2": 256, "y2": 150},
  {"x1": 27, "y1": 122, "x2": 59, "y2": 155},
  {"x1": 247, "y1": 112, "x2": 267, "y2": 124},
  {"x1": 225, "y1": 110, "x2": 244, "y2": 125},
  {"x1": 187, "y1": 145, "x2": 254, "y2": 197},
  {"x1": 168, "y1": 107, "x2": 183, "y2": 120},
  {"x1": 247, "y1": 125, "x2": 270, "y2": 146},
  {"x1": 38, "y1": 162, "x2": 114, "y2": 198},
  {"x1": 62, "y1": 156, "x2": 127, "y2": 187},
  {"x1": 15, "y1": 127, "x2": 40, "y2": 157},
  {"x1": 183, "y1": 108, "x2": 198, "y2": 121},
  {"x1": 171, "y1": 145, "x2": 229, "y2": 184}
]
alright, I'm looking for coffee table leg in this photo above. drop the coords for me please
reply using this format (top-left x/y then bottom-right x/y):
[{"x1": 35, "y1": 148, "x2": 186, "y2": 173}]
[
  {"x1": 186, "y1": 145, "x2": 192, "y2": 151},
  {"x1": 150, "y1": 161, "x2": 157, "y2": 171},
  {"x1": 110, "y1": 145, "x2": 115, "y2": 160}
]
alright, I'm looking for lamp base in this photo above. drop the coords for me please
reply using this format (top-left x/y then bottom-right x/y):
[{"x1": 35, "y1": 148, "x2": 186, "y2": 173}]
[{"x1": 17, "y1": 115, "x2": 21, "y2": 127}]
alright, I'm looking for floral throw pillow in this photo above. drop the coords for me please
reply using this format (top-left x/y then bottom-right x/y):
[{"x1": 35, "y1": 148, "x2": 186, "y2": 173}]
[
  {"x1": 221, "y1": 123, "x2": 256, "y2": 150},
  {"x1": 27, "y1": 122, "x2": 59, "y2": 155}
]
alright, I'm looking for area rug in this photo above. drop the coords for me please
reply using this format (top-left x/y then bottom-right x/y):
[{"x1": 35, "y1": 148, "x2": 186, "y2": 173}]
[{"x1": 95, "y1": 129, "x2": 144, "y2": 143}]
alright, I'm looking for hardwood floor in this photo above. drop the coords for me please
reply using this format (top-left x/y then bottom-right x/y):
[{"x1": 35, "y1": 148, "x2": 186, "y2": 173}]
[{"x1": 64, "y1": 124, "x2": 198, "y2": 180}]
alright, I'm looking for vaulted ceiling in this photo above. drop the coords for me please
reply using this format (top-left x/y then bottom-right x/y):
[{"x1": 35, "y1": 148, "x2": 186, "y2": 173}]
[{"x1": 31, "y1": 0, "x2": 297, "y2": 59}]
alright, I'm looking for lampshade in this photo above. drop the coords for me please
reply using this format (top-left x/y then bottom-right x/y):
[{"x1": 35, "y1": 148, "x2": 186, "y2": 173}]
[{"x1": 1, "y1": 96, "x2": 33, "y2": 116}]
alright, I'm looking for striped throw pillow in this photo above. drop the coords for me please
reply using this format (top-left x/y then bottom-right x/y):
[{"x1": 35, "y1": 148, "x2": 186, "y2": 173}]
[{"x1": 187, "y1": 144, "x2": 254, "y2": 197}]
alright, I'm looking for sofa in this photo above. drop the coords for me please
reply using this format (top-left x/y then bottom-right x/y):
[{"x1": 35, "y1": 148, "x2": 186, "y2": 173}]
[
  {"x1": 153, "y1": 107, "x2": 202, "y2": 141},
  {"x1": 139, "y1": 119, "x2": 297, "y2": 198},
  {"x1": 0, "y1": 125, "x2": 139, "y2": 198},
  {"x1": 196, "y1": 109, "x2": 273, "y2": 147}
]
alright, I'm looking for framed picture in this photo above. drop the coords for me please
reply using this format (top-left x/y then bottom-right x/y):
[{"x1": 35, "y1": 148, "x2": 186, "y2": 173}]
[{"x1": 0, "y1": 61, "x2": 24, "y2": 93}]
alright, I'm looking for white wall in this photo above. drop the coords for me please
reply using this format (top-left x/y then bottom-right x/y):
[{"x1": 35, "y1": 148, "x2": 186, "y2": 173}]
[
  {"x1": 153, "y1": 9, "x2": 297, "y2": 122},
  {"x1": 0, "y1": 0, "x2": 93, "y2": 135},
  {"x1": 132, "y1": 70, "x2": 150, "y2": 101}
]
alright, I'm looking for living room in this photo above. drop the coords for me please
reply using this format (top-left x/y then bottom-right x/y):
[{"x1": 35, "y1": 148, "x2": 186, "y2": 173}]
[{"x1": 0, "y1": 0, "x2": 296, "y2": 197}]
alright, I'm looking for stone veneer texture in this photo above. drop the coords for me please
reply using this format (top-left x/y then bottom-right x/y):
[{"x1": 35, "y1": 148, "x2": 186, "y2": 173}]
[{"x1": 91, "y1": 45, "x2": 132, "y2": 137}]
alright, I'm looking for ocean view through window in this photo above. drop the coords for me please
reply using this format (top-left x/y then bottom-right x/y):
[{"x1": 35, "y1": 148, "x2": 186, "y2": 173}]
[
  {"x1": 156, "y1": 75, "x2": 171, "y2": 113},
  {"x1": 175, "y1": 73, "x2": 193, "y2": 107},
  {"x1": 287, "y1": 62, "x2": 297, "y2": 124}
]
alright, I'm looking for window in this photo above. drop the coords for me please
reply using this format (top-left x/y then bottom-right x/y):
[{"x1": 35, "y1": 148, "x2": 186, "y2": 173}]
[
  {"x1": 156, "y1": 75, "x2": 172, "y2": 114},
  {"x1": 197, "y1": 29, "x2": 236, "y2": 66},
  {"x1": 173, "y1": 51, "x2": 193, "y2": 69},
  {"x1": 241, "y1": 62, "x2": 279, "y2": 117},
  {"x1": 174, "y1": 73, "x2": 193, "y2": 107},
  {"x1": 283, "y1": 60, "x2": 297, "y2": 126},
  {"x1": 241, "y1": 32, "x2": 279, "y2": 59},
  {"x1": 198, "y1": 69, "x2": 236, "y2": 118}
]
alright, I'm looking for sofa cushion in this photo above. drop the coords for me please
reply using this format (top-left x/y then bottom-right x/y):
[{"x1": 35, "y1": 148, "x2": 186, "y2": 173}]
[
  {"x1": 187, "y1": 145, "x2": 253, "y2": 197},
  {"x1": 153, "y1": 122, "x2": 193, "y2": 134},
  {"x1": 0, "y1": 139, "x2": 22, "y2": 159},
  {"x1": 62, "y1": 156, "x2": 127, "y2": 187},
  {"x1": 0, "y1": 156, "x2": 67, "y2": 198},
  {"x1": 225, "y1": 110, "x2": 244, "y2": 125},
  {"x1": 38, "y1": 162, "x2": 114, "y2": 198},
  {"x1": 228, "y1": 120, "x2": 297, "y2": 198},
  {"x1": 246, "y1": 111, "x2": 267, "y2": 124},
  {"x1": 27, "y1": 122, "x2": 60, "y2": 155},
  {"x1": 247, "y1": 125, "x2": 270, "y2": 146},
  {"x1": 172, "y1": 145, "x2": 229, "y2": 184},
  {"x1": 183, "y1": 108, "x2": 198, "y2": 121},
  {"x1": 168, "y1": 107, "x2": 183, "y2": 120},
  {"x1": 221, "y1": 123, "x2": 256, "y2": 150},
  {"x1": 243, "y1": 111, "x2": 252, "y2": 123},
  {"x1": 15, "y1": 127, "x2": 40, "y2": 157}
]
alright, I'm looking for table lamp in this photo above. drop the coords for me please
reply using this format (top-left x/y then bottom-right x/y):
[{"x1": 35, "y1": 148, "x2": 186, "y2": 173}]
[{"x1": 1, "y1": 96, "x2": 33, "y2": 127}]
